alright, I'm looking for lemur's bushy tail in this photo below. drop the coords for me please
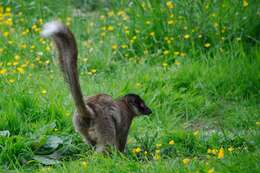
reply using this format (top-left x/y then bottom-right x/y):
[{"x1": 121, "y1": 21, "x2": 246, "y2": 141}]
[{"x1": 41, "y1": 21, "x2": 92, "y2": 121}]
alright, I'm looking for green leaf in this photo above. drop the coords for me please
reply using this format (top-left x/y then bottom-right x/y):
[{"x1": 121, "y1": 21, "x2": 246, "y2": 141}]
[{"x1": 33, "y1": 155, "x2": 60, "y2": 165}]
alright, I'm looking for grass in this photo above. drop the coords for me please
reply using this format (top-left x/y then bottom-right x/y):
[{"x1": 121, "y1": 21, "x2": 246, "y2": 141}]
[{"x1": 0, "y1": 0, "x2": 260, "y2": 172}]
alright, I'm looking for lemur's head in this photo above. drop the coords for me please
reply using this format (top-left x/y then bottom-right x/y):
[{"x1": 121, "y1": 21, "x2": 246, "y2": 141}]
[{"x1": 124, "y1": 93, "x2": 152, "y2": 116}]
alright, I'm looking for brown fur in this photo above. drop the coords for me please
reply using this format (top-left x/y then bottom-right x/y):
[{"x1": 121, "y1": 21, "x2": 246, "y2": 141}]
[{"x1": 42, "y1": 21, "x2": 152, "y2": 152}]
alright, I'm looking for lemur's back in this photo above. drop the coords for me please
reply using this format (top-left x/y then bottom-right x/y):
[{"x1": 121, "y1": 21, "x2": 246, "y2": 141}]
[{"x1": 74, "y1": 94, "x2": 121, "y2": 150}]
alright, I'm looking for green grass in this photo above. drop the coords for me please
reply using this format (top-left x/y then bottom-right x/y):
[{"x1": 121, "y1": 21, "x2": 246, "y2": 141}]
[{"x1": 0, "y1": 0, "x2": 260, "y2": 172}]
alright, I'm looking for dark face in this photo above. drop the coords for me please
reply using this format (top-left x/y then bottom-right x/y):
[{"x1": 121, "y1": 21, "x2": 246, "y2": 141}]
[{"x1": 125, "y1": 93, "x2": 152, "y2": 115}]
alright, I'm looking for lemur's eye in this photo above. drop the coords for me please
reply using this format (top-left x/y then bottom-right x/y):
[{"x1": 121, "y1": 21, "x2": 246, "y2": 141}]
[{"x1": 139, "y1": 103, "x2": 145, "y2": 108}]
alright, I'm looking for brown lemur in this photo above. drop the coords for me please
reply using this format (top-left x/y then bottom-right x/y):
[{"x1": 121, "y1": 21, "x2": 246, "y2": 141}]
[{"x1": 41, "y1": 21, "x2": 152, "y2": 152}]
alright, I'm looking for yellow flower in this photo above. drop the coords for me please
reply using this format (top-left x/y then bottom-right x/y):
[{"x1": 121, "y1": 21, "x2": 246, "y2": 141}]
[
  {"x1": 163, "y1": 50, "x2": 169, "y2": 55},
  {"x1": 101, "y1": 26, "x2": 106, "y2": 31},
  {"x1": 204, "y1": 43, "x2": 211, "y2": 48},
  {"x1": 36, "y1": 27, "x2": 41, "y2": 32},
  {"x1": 64, "y1": 112, "x2": 70, "y2": 116},
  {"x1": 130, "y1": 39, "x2": 135, "y2": 44},
  {"x1": 156, "y1": 143, "x2": 162, "y2": 148},
  {"x1": 207, "y1": 148, "x2": 212, "y2": 154},
  {"x1": 91, "y1": 69, "x2": 97, "y2": 74},
  {"x1": 145, "y1": 21, "x2": 151, "y2": 25},
  {"x1": 136, "y1": 83, "x2": 142, "y2": 88},
  {"x1": 124, "y1": 30, "x2": 130, "y2": 35},
  {"x1": 243, "y1": 0, "x2": 248, "y2": 7},
  {"x1": 193, "y1": 130, "x2": 199, "y2": 136},
  {"x1": 21, "y1": 29, "x2": 29, "y2": 36},
  {"x1": 162, "y1": 62, "x2": 168, "y2": 67},
  {"x1": 82, "y1": 161, "x2": 87, "y2": 167},
  {"x1": 167, "y1": 20, "x2": 175, "y2": 25},
  {"x1": 82, "y1": 58, "x2": 88, "y2": 63},
  {"x1": 154, "y1": 154, "x2": 160, "y2": 160},
  {"x1": 175, "y1": 60, "x2": 181, "y2": 65},
  {"x1": 111, "y1": 44, "x2": 118, "y2": 50},
  {"x1": 208, "y1": 168, "x2": 214, "y2": 173},
  {"x1": 5, "y1": 18, "x2": 13, "y2": 26},
  {"x1": 218, "y1": 147, "x2": 224, "y2": 159},
  {"x1": 184, "y1": 34, "x2": 190, "y2": 39},
  {"x1": 256, "y1": 121, "x2": 260, "y2": 125},
  {"x1": 212, "y1": 148, "x2": 218, "y2": 155},
  {"x1": 121, "y1": 44, "x2": 128, "y2": 49},
  {"x1": 107, "y1": 25, "x2": 114, "y2": 32},
  {"x1": 107, "y1": 11, "x2": 114, "y2": 17},
  {"x1": 36, "y1": 57, "x2": 41, "y2": 61},
  {"x1": 3, "y1": 31, "x2": 9, "y2": 37},
  {"x1": 182, "y1": 158, "x2": 190, "y2": 165},
  {"x1": 41, "y1": 90, "x2": 47, "y2": 94},
  {"x1": 8, "y1": 79, "x2": 16, "y2": 83},
  {"x1": 99, "y1": 15, "x2": 106, "y2": 20},
  {"x1": 45, "y1": 46, "x2": 50, "y2": 51},
  {"x1": 174, "y1": 51, "x2": 180, "y2": 56},
  {"x1": 117, "y1": 10, "x2": 125, "y2": 16},
  {"x1": 155, "y1": 149, "x2": 160, "y2": 154},
  {"x1": 135, "y1": 147, "x2": 141, "y2": 153},
  {"x1": 166, "y1": 1, "x2": 175, "y2": 9},
  {"x1": 32, "y1": 24, "x2": 37, "y2": 30},
  {"x1": 166, "y1": 40, "x2": 172, "y2": 44},
  {"x1": 0, "y1": 69, "x2": 7, "y2": 75},
  {"x1": 132, "y1": 147, "x2": 141, "y2": 154},
  {"x1": 6, "y1": 7, "x2": 11, "y2": 12},
  {"x1": 45, "y1": 60, "x2": 50, "y2": 65},
  {"x1": 149, "y1": 32, "x2": 155, "y2": 37},
  {"x1": 13, "y1": 61, "x2": 19, "y2": 66},
  {"x1": 228, "y1": 147, "x2": 234, "y2": 152},
  {"x1": 5, "y1": 11, "x2": 11, "y2": 17},
  {"x1": 17, "y1": 67, "x2": 25, "y2": 74},
  {"x1": 15, "y1": 55, "x2": 20, "y2": 60},
  {"x1": 38, "y1": 18, "x2": 43, "y2": 25},
  {"x1": 168, "y1": 140, "x2": 175, "y2": 145},
  {"x1": 21, "y1": 44, "x2": 27, "y2": 49}
]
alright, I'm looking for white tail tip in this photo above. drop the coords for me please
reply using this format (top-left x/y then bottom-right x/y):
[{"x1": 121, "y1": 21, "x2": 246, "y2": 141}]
[{"x1": 41, "y1": 21, "x2": 65, "y2": 37}]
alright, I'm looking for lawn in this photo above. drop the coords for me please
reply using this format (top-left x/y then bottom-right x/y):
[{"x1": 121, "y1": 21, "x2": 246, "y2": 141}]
[{"x1": 0, "y1": 0, "x2": 259, "y2": 172}]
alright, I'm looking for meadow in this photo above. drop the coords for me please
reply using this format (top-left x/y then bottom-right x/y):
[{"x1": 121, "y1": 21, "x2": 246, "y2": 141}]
[{"x1": 0, "y1": 0, "x2": 259, "y2": 172}]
